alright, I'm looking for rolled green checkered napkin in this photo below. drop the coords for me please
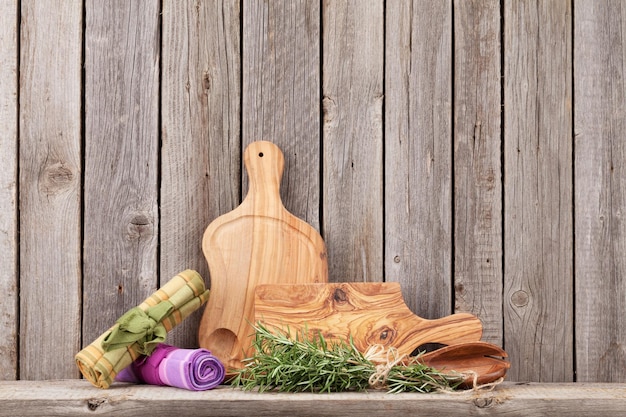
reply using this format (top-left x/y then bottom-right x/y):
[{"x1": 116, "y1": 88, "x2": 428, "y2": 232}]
[{"x1": 75, "y1": 270, "x2": 210, "y2": 389}]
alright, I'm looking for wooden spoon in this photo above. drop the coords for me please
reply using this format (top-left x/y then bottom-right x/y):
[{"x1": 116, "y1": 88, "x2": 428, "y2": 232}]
[
  {"x1": 418, "y1": 341, "x2": 510, "y2": 388},
  {"x1": 198, "y1": 141, "x2": 328, "y2": 371}
]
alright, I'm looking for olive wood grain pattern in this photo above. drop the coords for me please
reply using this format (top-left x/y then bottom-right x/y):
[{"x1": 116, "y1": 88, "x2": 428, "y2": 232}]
[
  {"x1": 255, "y1": 282, "x2": 482, "y2": 358},
  {"x1": 419, "y1": 341, "x2": 509, "y2": 387},
  {"x1": 198, "y1": 141, "x2": 328, "y2": 371}
]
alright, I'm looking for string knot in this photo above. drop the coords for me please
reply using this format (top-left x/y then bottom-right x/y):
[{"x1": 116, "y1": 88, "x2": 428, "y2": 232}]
[{"x1": 364, "y1": 345, "x2": 406, "y2": 389}]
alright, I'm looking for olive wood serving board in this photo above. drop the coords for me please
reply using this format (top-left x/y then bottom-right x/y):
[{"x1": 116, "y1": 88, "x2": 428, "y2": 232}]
[
  {"x1": 254, "y1": 282, "x2": 483, "y2": 358},
  {"x1": 198, "y1": 141, "x2": 328, "y2": 371}
]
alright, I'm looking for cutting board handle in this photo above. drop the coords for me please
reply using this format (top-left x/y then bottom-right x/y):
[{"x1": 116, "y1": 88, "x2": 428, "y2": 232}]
[{"x1": 242, "y1": 141, "x2": 285, "y2": 216}]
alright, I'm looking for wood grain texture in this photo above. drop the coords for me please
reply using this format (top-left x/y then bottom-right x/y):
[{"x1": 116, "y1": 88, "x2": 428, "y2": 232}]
[
  {"x1": 574, "y1": 0, "x2": 626, "y2": 382},
  {"x1": 83, "y1": 1, "x2": 160, "y2": 345},
  {"x1": 503, "y1": 0, "x2": 573, "y2": 382},
  {"x1": 242, "y1": 0, "x2": 321, "y2": 228},
  {"x1": 322, "y1": 0, "x2": 384, "y2": 283},
  {"x1": 256, "y1": 282, "x2": 507, "y2": 387},
  {"x1": 161, "y1": 0, "x2": 241, "y2": 348},
  {"x1": 418, "y1": 341, "x2": 509, "y2": 387},
  {"x1": 2, "y1": 380, "x2": 626, "y2": 417},
  {"x1": 385, "y1": 0, "x2": 453, "y2": 318},
  {"x1": 255, "y1": 282, "x2": 482, "y2": 358},
  {"x1": 0, "y1": 0, "x2": 17, "y2": 381},
  {"x1": 452, "y1": 0, "x2": 502, "y2": 346},
  {"x1": 198, "y1": 142, "x2": 328, "y2": 371},
  {"x1": 4, "y1": 0, "x2": 626, "y2": 387},
  {"x1": 19, "y1": 0, "x2": 82, "y2": 379}
]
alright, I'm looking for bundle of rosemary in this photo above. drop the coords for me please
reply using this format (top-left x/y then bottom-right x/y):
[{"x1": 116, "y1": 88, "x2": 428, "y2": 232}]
[{"x1": 231, "y1": 323, "x2": 463, "y2": 393}]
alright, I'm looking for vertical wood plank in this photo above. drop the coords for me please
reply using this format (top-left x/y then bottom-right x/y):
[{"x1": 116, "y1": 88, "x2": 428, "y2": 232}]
[
  {"x1": 453, "y1": 0, "x2": 502, "y2": 345},
  {"x1": 503, "y1": 0, "x2": 573, "y2": 381},
  {"x1": 242, "y1": 0, "x2": 320, "y2": 228},
  {"x1": 385, "y1": 0, "x2": 453, "y2": 318},
  {"x1": 322, "y1": 0, "x2": 383, "y2": 283},
  {"x1": 0, "y1": 0, "x2": 18, "y2": 380},
  {"x1": 161, "y1": 0, "x2": 241, "y2": 347},
  {"x1": 19, "y1": 0, "x2": 82, "y2": 379},
  {"x1": 83, "y1": 0, "x2": 160, "y2": 345},
  {"x1": 575, "y1": 0, "x2": 626, "y2": 382}
]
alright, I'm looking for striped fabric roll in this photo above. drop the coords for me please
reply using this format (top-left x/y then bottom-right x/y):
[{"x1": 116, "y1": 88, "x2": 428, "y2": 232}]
[
  {"x1": 115, "y1": 344, "x2": 225, "y2": 390},
  {"x1": 75, "y1": 270, "x2": 210, "y2": 389}
]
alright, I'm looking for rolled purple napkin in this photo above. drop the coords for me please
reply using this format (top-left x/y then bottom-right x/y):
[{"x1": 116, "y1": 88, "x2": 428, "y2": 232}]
[{"x1": 116, "y1": 344, "x2": 225, "y2": 390}]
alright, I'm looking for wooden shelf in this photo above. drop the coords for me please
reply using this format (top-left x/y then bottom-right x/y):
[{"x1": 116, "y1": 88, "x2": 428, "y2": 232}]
[{"x1": 1, "y1": 380, "x2": 625, "y2": 416}]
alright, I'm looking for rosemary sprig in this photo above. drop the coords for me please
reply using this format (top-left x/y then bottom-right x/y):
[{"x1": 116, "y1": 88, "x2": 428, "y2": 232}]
[{"x1": 231, "y1": 323, "x2": 463, "y2": 393}]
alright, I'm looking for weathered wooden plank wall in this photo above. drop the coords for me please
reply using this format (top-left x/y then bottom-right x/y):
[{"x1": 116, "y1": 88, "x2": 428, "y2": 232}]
[
  {"x1": 385, "y1": 0, "x2": 453, "y2": 323},
  {"x1": 0, "y1": 0, "x2": 18, "y2": 381},
  {"x1": 1, "y1": 0, "x2": 626, "y2": 384},
  {"x1": 452, "y1": 0, "x2": 502, "y2": 349},
  {"x1": 504, "y1": 0, "x2": 573, "y2": 382},
  {"x1": 324, "y1": 0, "x2": 383, "y2": 283},
  {"x1": 575, "y1": 0, "x2": 626, "y2": 383},
  {"x1": 161, "y1": 0, "x2": 241, "y2": 348},
  {"x1": 243, "y1": 0, "x2": 321, "y2": 228},
  {"x1": 19, "y1": 0, "x2": 83, "y2": 380},
  {"x1": 82, "y1": 0, "x2": 160, "y2": 355}
]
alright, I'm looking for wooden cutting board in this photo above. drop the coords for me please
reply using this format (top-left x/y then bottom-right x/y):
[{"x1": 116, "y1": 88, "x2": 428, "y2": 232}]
[
  {"x1": 198, "y1": 141, "x2": 328, "y2": 371},
  {"x1": 254, "y1": 282, "x2": 483, "y2": 358}
]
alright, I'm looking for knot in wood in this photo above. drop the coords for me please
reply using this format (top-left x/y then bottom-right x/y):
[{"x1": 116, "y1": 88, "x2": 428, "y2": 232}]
[
  {"x1": 87, "y1": 397, "x2": 106, "y2": 411},
  {"x1": 377, "y1": 326, "x2": 396, "y2": 343},
  {"x1": 473, "y1": 397, "x2": 493, "y2": 408},
  {"x1": 39, "y1": 161, "x2": 75, "y2": 196},
  {"x1": 511, "y1": 290, "x2": 529, "y2": 307},
  {"x1": 202, "y1": 71, "x2": 211, "y2": 90},
  {"x1": 322, "y1": 95, "x2": 337, "y2": 124},
  {"x1": 367, "y1": 326, "x2": 396, "y2": 347},
  {"x1": 333, "y1": 287, "x2": 348, "y2": 304},
  {"x1": 126, "y1": 212, "x2": 153, "y2": 240}
]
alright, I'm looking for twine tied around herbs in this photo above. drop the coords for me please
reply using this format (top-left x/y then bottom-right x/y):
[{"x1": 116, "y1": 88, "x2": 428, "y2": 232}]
[
  {"x1": 363, "y1": 344, "x2": 504, "y2": 393},
  {"x1": 365, "y1": 344, "x2": 406, "y2": 389}
]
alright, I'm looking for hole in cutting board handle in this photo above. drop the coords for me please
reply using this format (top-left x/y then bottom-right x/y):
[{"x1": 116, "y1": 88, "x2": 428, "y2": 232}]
[
  {"x1": 258, "y1": 152, "x2": 264, "y2": 157},
  {"x1": 411, "y1": 342, "x2": 448, "y2": 356}
]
